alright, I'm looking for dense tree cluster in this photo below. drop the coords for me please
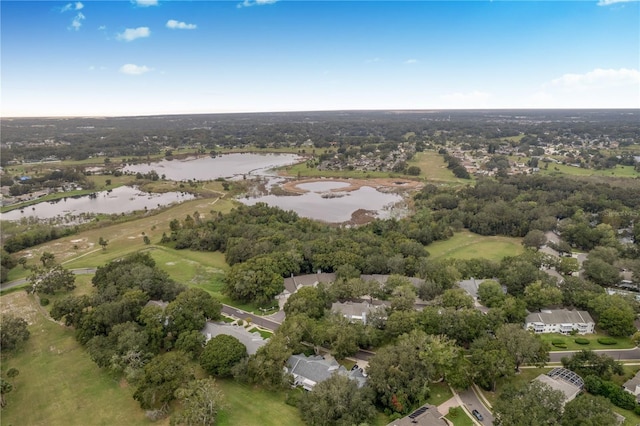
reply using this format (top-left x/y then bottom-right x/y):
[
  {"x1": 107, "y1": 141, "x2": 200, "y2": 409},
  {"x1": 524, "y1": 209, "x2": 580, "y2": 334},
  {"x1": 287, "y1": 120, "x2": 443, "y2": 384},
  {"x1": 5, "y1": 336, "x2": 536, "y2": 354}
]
[{"x1": 0, "y1": 314, "x2": 30, "y2": 353}]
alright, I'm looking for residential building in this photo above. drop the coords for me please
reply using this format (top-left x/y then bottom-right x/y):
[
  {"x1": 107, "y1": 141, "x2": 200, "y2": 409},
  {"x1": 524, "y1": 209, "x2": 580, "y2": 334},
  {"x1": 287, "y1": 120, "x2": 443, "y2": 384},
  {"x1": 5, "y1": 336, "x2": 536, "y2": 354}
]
[
  {"x1": 623, "y1": 371, "x2": 640, "y2": 403},
  {"x1": 285, "y1": 354, "x2": 367, "y2": 391},
  {"x1": 525, "y1": 309, "x2": 595, "y2": 335},
  {"x1": 387, "y1": 404, "x2": 447, "y2": 426},
  {"x1": 331, "y1": 300, "x2": 386, "y2": 325},
  {"x1": 534, "y1": 367, "x2": 584, "y2": 405}
]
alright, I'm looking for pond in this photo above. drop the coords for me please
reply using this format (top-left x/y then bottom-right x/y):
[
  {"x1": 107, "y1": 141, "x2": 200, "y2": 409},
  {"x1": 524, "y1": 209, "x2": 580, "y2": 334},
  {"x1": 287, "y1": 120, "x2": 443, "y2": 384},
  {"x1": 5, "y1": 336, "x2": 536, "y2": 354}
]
[
  {"x1": 240, "y1": 184, "x2": 406, "y2": 224},
  {"x1": 122, "y1": 153, "x2": 303, "y2": 181},
  {"x1": 1, "y1": 186, "x2": 194, "y2": 222}
]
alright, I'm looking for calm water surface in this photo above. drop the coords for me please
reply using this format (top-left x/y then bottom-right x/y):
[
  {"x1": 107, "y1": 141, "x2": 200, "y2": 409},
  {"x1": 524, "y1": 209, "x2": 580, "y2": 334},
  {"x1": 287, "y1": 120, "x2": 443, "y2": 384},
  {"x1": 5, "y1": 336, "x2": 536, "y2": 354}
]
[
  {"x1": 2, "y1": 186, "x2": 194, "y2": 221},
  {"x1": 123, "y1": 153, "x2": 302, "y2": 181}
]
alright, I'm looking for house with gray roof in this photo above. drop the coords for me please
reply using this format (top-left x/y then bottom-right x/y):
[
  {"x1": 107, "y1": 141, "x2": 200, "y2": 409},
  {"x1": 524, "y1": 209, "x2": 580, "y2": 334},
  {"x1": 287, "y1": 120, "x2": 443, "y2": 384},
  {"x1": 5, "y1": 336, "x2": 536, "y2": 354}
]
[
  {"x1": 623, "y1": 371, "x2": 640, "y2": 403},
  {"x1": 331, "y1": 300, "x2": 386, "y2": 325},
  {"x1": 286, "y1": 354, "x2": 367, "y2": 391},
  {"x1": 525, "y1": 309, "x2": 595, "y2": 335},
  {"x1": 534, "y1": 367, "x2": 584, "y2": 405},
  {"x1": 387, "y1": 404, "x2": 447, "y2": 426},
  {"x1": 201, "y1": 322, "x2": 268, "y2": 355}
]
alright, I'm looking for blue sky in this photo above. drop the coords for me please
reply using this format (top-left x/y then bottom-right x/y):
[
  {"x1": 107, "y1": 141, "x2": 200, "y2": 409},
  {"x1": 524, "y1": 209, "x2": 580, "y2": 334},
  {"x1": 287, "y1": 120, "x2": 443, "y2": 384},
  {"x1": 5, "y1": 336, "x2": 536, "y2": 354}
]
[{"x1": 1, "y1": 0, "x2": 639, "y2": 117}]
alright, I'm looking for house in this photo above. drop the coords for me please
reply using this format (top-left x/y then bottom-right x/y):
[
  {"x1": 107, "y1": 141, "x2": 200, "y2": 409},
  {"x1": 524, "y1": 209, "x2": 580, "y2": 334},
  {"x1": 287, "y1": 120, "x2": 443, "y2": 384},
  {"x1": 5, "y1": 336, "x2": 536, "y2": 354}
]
[
  {"x1": 201, "y1": 322, "x2": 268, "y2": 355},
  {"x1": 525, "y1": 309, "x2": 595, "y2": 335},
  {"x1": 285, "y1": 354, "x2": 367, "y2": 391},
  {"x1": 623, "y1": 371, "x2": 640, "y2": 403},
  {"x1": 534, "y1": 367, "x2": 584, "y2": 405},
  {"x1": 387, "y1": 404, "x2": 447, "y2": 426},
  {"x1": 331, "y1": 300, "x2": 385, "y2": 325}
]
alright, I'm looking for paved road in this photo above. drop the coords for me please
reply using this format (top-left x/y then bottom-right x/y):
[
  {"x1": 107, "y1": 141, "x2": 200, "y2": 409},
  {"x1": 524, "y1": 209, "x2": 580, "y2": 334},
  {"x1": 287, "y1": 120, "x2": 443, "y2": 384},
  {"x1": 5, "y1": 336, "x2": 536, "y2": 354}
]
[
  {"x1": 1, "y1": 268, "x2": 97, "y2": 291},
  {"x1": 221, "y1": 304, "x2": 282, "y2": 331},
  {"x1": 549, "y1": 347, "x2": 640, "y2": 362},
  {"x1": 459, "y1": 387, "x2": 494, "y2": 425}
]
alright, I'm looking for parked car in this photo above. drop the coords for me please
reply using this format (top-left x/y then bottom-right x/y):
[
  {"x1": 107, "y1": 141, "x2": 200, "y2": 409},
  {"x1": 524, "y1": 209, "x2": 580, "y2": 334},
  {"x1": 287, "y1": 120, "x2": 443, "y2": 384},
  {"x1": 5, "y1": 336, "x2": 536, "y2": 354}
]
[{"x1": 472, "y1": 409, "x2": 484, "y2": 421}]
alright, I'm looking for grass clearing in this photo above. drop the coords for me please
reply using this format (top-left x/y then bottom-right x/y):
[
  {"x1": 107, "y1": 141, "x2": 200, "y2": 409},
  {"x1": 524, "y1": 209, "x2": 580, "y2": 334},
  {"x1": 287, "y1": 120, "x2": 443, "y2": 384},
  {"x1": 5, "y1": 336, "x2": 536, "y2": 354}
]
[
  {"x1": 445, "y1": 408, "x2": 475, "y2": 426},
  {"x1": 408, "y1": 151, "x2": 473, "y2": 185},
  {"x1": 426, "y1": 381, "x2": 454, "y2": 406},
  {"x1": 0, "y1": 292, "x2": 153, "y2": 426},
  {"x1": 540, "y1": 163, "x2": 640, "y2": 178},
  {"x1": 426, "y1": 230, "x2": 524, "y2": 262},
  {"x1": 215, "y1": 380, "x2": 302, "y2": 426},
  {"x1": 538, "y1": 333, "x2": 636, "y2": 351}
]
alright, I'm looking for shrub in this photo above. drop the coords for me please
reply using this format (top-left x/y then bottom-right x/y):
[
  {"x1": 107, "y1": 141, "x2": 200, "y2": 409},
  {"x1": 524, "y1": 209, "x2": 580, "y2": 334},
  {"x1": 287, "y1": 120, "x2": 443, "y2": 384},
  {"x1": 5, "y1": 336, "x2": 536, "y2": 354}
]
[
  {"x1": 39, "y1": 297, "x2": 50, "y2": 306},
  {"x1": 552, "y1": 338, "x2": 567, "y2": 348},
  {"x1": 574, "y1": 338, "x2": 590, "y2": 345},
  {"x1": 597, "y1": 337, "x2": 617, "y2": 345}
]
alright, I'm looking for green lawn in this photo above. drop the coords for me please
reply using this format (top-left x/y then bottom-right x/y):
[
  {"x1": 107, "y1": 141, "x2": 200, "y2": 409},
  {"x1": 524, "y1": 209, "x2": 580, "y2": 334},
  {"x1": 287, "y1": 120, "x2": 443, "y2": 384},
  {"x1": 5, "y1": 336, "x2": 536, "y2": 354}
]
[
  {"x1": 445, "y1": 408, "x2": 475, "y2": 426},
  {"x1": 538, "y1": 333, "x2": 636, "y2": 351},
  {"x1": 408, "y1": 151, "x2": 473, "y2": 184},
  {"x1": 426, "y1": 230, "x2": 524, "y2": 262},
  {"x1": 426, "y1": 381, "x2": 454, "y2": 406},
  {"x1": 539, "y1": 163, "x2": 640, "y2": 178},
  {"x1": 0, "y1": 292, "x2": 152, "y2": 426},
  {"x1": 215, "y1": 380, "x2": 303, "y2": 426}
]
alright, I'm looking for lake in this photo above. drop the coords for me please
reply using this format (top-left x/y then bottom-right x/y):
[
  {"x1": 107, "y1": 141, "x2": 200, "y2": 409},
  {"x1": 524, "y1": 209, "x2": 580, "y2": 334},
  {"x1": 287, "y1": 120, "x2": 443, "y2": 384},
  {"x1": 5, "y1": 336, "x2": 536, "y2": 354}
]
[
  {"x1": 1, "y1": 186, "x2": 194, "y2": 221},
  {"x1": 122, "y1": 153, "x2": 303, "y2": 181},
  {"x1": 240, "y1": 183, "x2": 407, "y2": 224}
]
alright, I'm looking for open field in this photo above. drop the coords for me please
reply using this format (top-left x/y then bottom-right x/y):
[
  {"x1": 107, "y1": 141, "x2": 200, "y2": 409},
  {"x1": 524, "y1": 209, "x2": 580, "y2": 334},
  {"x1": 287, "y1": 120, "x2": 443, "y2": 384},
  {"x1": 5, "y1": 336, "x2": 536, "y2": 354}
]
[
  {"x1": 538, "y1": 333, "x2": 636, "y2": 351},
  {"x1": 7, "y1": 195, "x2": 237, "y2": 278},
  {"x1": 0, "y1": 292, "x2": 153, "y2": 426},
  {"x1": 540, "y1": 163, "x2": 640, "y2": 178},
  {"x1": 426, "y1": 230, "x2": 524, "y2": 262},
  {"x1": 426, "y1": 381, "x2": 454, "y2": 406},
  {"x1": 408, "y1": 151, "x2": 474, "y2": 184},
  {"x1": 281, "y1": 162, "x2": 398, "y2": 179}
]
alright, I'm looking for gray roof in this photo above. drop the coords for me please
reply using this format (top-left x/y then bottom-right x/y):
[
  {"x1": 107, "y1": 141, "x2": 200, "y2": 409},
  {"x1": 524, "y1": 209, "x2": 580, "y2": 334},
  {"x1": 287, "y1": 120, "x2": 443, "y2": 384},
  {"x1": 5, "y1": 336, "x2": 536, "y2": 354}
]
[
  {"x1": 361, "y1": 274, "x2": 424, "y2": 287},
  {"x1": 286, "y1": 354, "x2": 367, "y2": 390},
  {"x1": 457, "y1": 278, "x2": 489, "y2": 299},
  {"x1": 526, "y1": 309, "x2": 594, "y2": 325},
  {"x1": 201, "y1": 322, "x2": 268, "y2": 355},
  {"x1": 387, "y1": 404, "x2": 447, "y2": 426},
  {"x1": 331, "y1": 301, "x2": 384, "y2": 318},
  {"x1": 623, "y1": 371, "x2": 640, "y2": 396},
  {"x1": 534, "y1": 368, "x2": 583, "y2": 404}
]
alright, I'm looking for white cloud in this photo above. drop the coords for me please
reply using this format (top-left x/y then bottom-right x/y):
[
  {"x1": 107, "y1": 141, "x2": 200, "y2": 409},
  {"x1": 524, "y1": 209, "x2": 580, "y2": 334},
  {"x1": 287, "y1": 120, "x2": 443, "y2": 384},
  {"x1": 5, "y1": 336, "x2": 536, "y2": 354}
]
[
  {"x1": 98, "y1": 25, "x2": 106, "y2": 31},
  {"x1": 404, "y1": 59, "x2": 418, "y2": 64},
  {"x1": 238, "y1": 0, "x2": 278, "y2": 8},
  {"x1": 440, "y1": 90, "x2": 492, "y2": 108},
  {"x1": 166, "y1": 20, "x2": 197, "y2": 30},
  {"x1": 119, "y1": 64, "x2": 152, "y2": 75},
  {"x1": 132, "y1": 0, "x2": 158, "y2": 6},
  {"x1": 547, "y1": 68, "x2": 640, "y2": 91},
  {"x1": 62, "y1": 2, "x2": 83, "y2": 12},
  {"x1": 525, "y1": 68, "x2": 640, "y2": 108},
  {"x1": 365, "y1": 57, "x2": 381, "y2": 63},
  {"x1": 597, "y1": 0, "x2": 638, "y2": 6},
  {"x1": 117, "y1": 27, "x2": 151, "y2": 42},
  {"x1": 70, "y1": 12, "x2": 85, "y2": 31}
]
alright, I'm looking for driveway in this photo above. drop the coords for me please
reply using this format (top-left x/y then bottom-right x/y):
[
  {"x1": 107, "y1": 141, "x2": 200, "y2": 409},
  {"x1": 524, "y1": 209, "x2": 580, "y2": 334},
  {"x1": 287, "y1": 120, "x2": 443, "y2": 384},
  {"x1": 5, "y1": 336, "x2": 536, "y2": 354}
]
[{"x1": 458, "y1": 387, "x2": 494, "y2": 425}]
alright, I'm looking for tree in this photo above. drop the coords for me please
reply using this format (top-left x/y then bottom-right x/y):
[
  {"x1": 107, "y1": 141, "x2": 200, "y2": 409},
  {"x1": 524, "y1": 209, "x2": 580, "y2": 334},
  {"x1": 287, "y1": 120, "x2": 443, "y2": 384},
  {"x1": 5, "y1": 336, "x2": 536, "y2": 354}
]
[
  {"x1": 40, "y1": 251, "x2": 55, "y2": 267},
  {"x1": 556, "y1": 257, "x2": 580, "y2": 276},
  {"x1": 438, "y1": 288, "x2": 474, "y2": 310},
  {"x1": 200, "y1": 335, "x2": 247, "y2": 378},
  {"x1": 561, "y1": 350, "x2": 623, "y2": 380},
  {"x1": 283, "y1": 286, "x2": 328, "y2": 319},
  {"x1": 27, "y1": 264, "x2": 76, "y2": 295},
  {"x1": 477, "y1": 279, "x2": 505, "y2": 308},
  {"x1": 470, "y1": 337, "x2": 515, "y2": 391},
  {"x1": 166, "y1": 288, "x2": 222, "y2": 337},
  {"x1": 223, "y1": 256, "x2": 284, "y2": 306},
  {"x1": 98, "y1": 237, "x2": 108, "y2": 251},
  {"x1": 0, "y1": 314, "x2": 30, "y2": 353},
  {"x1": 389, "y1": 284, "x2": 417, "y2": 312},
  {"x1": 522, "y1": 230, "x2": 547, "y2": 249},
  {"x1": 523, "y1": 281, "x2": 563, "y2": 311},
  {"x1": 493, "y1": 380, "x2": 564, "y2": 426},
  {"x1": 597, "y1": 306, "x2": 637, "y2": 337},
  {"x1": 143, "y1": 235, "x2": 151, "y2": 245},
  {"x1": 561, "y1": 394, "x2": 618, "y2": 426},
  {"x1": 406, "y1": 166, "x2": 421, "y2": 176},
  {"x1": 133, "y1": 351, "x2": 194, "y2": 410},
  {"x1": 495, "y1": 324, "x2": 549, "y2": 372},
  {"x1": 583, "y1": 258, "x2": 620, "y2": 287},
  {"x1": 0, "y1": 379, "x2": 12, "y2": 408},
  {"x1": 171, "y1": 378, "x2": 223, "y2": 426},
  {"x1": 298, "y1": 374, "x2": 376, "y2": 426}
]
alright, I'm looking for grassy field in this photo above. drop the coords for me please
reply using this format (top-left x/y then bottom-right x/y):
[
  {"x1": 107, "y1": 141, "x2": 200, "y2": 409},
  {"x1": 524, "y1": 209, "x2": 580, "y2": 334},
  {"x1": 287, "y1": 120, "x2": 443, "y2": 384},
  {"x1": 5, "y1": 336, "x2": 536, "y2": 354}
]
[
  {"x1": 426, "y1": 230, "x2": 524, "y2": 262},
  {"x1": 538, "y1": 333, "x2": 636, "y2": 351},
  {"x1": 445, "y1": 408, "x2": 475, "y2": 426},
  {"x1": 408, "y1": 151, "x2": 473, "y2": 185},
  {"x1": 0, "y1": 291, "x2": 154, "y2": 426},
  {"x1": 539, "y1": 163, "x2": 640, "y2": 178}
]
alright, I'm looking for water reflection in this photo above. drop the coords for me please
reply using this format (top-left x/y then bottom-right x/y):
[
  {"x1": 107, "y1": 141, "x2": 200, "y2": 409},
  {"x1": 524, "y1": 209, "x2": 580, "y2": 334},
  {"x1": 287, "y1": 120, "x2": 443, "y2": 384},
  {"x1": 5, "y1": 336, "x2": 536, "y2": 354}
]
[
  {"x1": 123, "y1": 153, "x2": 303, "y2": 181},
  {"x1": 1, "y1": 186, "x2": 194, "y2": 222}
]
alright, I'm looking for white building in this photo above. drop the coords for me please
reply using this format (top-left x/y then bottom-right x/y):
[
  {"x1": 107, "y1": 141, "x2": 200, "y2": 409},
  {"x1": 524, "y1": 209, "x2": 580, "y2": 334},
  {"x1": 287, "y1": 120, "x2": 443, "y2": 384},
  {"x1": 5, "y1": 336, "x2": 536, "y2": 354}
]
[{"x1": 525, "y1": 309, "x2": 595, "y2": 335}]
